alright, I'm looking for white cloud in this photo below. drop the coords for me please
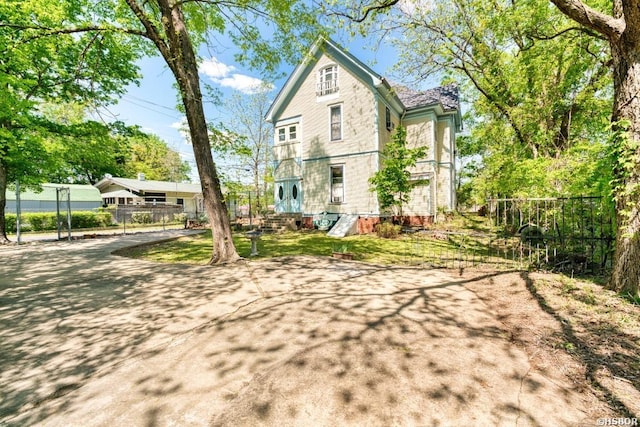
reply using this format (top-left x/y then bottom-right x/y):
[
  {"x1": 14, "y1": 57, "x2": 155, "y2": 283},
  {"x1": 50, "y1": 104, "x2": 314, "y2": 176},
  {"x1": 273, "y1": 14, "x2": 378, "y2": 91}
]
[
  {"x1": 199, "y1": 57, "x2": 270, "y2": 94},
  {"x1": 170, "y1": 118, "x2": 187, "y2": 130},
  {"x1": 200, "y1": 57, "x2": 236, "y2": 79},
  {"x1": 399, "y1": 0, "x2": 433, "y2": 15},
  {"x1": 216, "y1": 75, "x2": 268, "y2": 94},
  {"x1": 170, "y1": 117, "x2": 191, "y2": 145}
]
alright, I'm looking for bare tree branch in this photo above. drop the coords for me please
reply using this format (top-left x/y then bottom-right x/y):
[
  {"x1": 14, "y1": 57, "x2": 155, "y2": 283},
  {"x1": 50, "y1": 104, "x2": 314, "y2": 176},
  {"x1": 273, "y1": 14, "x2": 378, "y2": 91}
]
[
  {"x1": 331, "y1": 0, "x2": 400, "y2": 23},
  {"x1": 549, "y1": 0, "x2": 624, "y2": 39},
  {"x1": 0, "y1": 22, "x2": 148, "y2": 40}
]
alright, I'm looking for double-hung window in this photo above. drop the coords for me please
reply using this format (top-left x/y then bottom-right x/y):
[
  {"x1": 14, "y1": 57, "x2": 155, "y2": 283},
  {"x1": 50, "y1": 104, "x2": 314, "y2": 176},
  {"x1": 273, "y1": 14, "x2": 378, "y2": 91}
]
[
  {"x1": 330, "y1": 165, "x2": 344, "y2": 203},
  {"x1": 330, "y1": 105, "x2": 342, "y2": 141},
  {"x1": 385, "y1": 106, "x2": 393, "y2": 131},
  {"x1": 317, "y1": 65, "x2": 338, "y2": 96}
]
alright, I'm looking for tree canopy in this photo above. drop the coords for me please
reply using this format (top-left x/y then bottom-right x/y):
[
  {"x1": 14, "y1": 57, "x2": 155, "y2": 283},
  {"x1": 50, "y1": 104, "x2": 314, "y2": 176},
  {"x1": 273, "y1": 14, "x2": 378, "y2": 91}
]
[{"x1": 0, "y1": 0, "x2": 140, "y2": 241}]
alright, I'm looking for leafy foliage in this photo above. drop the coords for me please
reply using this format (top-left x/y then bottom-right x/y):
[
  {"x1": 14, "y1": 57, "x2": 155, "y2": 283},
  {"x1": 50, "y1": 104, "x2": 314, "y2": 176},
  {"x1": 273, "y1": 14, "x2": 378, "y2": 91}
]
[
  {"x1": 369, "y1": 126, "x2": 426, "y2": 216},
  {"x1": 343, "y1": 0, "x2": 612, "y2": 205},
  {"x1": 3, "y1": 211, "x2": 112, "y2": 233}
]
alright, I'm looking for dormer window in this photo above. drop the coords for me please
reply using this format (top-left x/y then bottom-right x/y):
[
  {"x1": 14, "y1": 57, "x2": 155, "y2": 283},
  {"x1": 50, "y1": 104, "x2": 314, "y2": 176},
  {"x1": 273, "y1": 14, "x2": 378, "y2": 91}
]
[{"x1": 317, "y1": 65, "x2": 338, "y2": 96}]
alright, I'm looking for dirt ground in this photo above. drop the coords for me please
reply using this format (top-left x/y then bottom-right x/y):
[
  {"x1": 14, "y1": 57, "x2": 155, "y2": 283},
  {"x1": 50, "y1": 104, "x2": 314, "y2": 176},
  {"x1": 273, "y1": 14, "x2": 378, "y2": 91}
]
[
  {"x1": 462, "y1": 269, "x2": 640, "y2": 420},
  {"x1": 0, "y1": 232, "x2": 637, "y2": 426}
]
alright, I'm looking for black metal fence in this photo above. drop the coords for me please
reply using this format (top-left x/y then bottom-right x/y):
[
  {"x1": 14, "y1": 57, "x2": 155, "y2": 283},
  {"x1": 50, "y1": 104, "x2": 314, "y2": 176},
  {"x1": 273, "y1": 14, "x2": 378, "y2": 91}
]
[{"x1": 403, "y1": 197, "x2": 616, "y2": 275}]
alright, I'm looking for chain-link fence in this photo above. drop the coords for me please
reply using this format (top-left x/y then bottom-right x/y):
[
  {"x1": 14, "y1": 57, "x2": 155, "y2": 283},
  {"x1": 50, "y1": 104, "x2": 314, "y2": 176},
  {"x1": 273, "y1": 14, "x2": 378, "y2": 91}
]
[{"x1": 101, "y1": 204, "x2": 188, "y2": 233}]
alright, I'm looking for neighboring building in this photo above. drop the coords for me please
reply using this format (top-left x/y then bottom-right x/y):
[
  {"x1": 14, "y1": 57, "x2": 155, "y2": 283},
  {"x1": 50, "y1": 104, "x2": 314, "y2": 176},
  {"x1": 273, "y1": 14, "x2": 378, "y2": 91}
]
[
  {"x1": 93, "y1": 174, "x2": 204, "y2": 216},
  {"x1": 265, "y1": 37, "x2": 462, "y2": 231},
  {"x1": 4, "y1": 183, "x2": 103, "y2": 213}
]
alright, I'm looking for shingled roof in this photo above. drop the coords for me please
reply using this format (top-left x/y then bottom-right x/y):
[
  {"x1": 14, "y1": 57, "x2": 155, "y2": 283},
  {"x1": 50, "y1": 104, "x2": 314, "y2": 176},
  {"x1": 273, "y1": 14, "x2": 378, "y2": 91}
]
[{"x1": 392, "y1": 83, "x2": 460, "y2": 111}]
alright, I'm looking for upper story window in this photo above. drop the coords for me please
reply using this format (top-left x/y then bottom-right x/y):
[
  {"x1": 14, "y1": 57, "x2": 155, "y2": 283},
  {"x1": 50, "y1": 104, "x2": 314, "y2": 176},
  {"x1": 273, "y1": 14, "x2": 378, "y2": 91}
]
[
  {"x1": 385, "y1": 106, "x2": 393, "y2": 131},
  {"x1": 276, "y1": 124, "x2": 299, "y2": 144},
  {"x1": 330, "y1": 105, "x2": 342, "y2": 141},
  {"x1": 317, "y1": 65, "x2": 338, "y2": 96}
]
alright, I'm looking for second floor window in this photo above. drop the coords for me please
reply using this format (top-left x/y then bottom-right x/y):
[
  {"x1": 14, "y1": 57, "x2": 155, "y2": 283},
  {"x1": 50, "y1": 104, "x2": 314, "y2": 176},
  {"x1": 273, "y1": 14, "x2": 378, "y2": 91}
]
[
  {"x1": 386, "y1": 106, "x2": 393, "y2": 131},
  {"x1": 330, "y1": 105, "x2": 342, "y2": 141},
  {"x1": 276, "y1": 124, "x2": 299, "y2": 143},
  {"x1": 317, "y1": 65, "x2": 338, "y2": 96}
]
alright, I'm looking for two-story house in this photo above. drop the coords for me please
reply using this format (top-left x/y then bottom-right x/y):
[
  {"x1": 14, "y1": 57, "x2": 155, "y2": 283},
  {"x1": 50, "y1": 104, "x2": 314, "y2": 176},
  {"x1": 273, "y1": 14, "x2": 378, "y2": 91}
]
[{"x1": 265, "y1": 37, "x2": 462, "y2": 232}]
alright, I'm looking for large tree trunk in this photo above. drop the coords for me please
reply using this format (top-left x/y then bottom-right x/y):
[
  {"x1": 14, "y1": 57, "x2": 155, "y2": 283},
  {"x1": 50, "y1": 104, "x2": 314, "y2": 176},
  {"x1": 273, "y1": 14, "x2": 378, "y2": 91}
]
[
  {"x1": 550, "y1": 0, "x2": 639, "y2": 297},
  {"x1": 0, "y1": 161, "x2": 10, "y2": 243},
  {"x1": 608, "y1": 18, "x2": 640, "y2": 297},
  {"x1": 153, "y1": 0, "x2": 240, "y2": 264}
]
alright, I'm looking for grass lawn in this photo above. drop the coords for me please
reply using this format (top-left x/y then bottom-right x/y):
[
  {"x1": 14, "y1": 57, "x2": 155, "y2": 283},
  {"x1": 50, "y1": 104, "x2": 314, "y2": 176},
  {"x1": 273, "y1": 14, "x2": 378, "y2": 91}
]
[
  {"x1": 120, "y1": 214, "x2": 515, "y2": 266},
  {"x1": 122, "y1": 229, "x2": 458, "y2": 265}
]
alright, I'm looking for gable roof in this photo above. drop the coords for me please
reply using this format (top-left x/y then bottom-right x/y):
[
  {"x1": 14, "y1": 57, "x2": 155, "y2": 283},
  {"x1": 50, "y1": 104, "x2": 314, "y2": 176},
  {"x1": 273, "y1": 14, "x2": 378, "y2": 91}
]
[
  {"x1": 265, "y1": 36, "x2": 461, "y2": 128},
  {"x1": 94, "y1": 176, "x2": 202, "y2": 195}
]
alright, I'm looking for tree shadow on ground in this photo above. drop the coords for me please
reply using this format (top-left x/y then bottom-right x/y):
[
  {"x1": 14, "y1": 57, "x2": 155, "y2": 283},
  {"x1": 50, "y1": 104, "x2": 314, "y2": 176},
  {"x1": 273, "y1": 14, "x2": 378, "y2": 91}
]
[
  {"x1": 0, "y1": 239, "x2": 592, "y2": 426},
  {"x1": 520, "y1": 272, "x2": 639, "y2": 418},
  {"x1": 0, "y1": 234, "x2": 250, "y2": 426}
]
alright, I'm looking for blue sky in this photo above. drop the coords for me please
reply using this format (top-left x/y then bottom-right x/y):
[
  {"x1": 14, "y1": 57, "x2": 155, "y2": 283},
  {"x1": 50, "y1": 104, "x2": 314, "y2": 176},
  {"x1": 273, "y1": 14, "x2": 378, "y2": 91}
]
[{"x1": 103, "y1": 33, "x2": 403, "y2": 182}]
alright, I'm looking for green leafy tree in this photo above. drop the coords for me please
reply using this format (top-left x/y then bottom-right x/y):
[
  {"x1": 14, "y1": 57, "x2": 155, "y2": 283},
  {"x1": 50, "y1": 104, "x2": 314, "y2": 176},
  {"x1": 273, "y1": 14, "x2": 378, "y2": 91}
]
[
  {"x1": 369, "y1": 126, "x2": 426, "y2": 217},
  {"x1": 549, "y1": 0, "x2": 640, "y2": 300},
  {"x1": 124, "y1": 128, "x2": 191, "y2": 182},
  {"x1": 384, "y1": 0, "x2": 610, "y2": 195},
  {"x1": 3, "y1": 0, "x2": 320, "y2": 262},
  {"x1": 0, "y1": 2, "x2": 139, "y2": 242}
]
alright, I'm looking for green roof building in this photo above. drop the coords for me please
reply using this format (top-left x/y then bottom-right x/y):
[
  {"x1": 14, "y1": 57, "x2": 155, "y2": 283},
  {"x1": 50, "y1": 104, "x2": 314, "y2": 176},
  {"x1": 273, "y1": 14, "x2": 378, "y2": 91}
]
[{"x1": 5, "y1": 183, "x2": 103, "y2": 213}]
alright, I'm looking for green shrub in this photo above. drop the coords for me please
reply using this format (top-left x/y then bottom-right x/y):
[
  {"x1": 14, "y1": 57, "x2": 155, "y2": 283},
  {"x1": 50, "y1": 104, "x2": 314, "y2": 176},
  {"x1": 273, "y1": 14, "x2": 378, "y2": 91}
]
[
  {"x1": 131, "y1": 211, "x2": 153, "y2": 224},
  {"x1": 25, "y1": 213, "x2": 57, "y2": 231},
  {"x1": 71, "y1": 211, "x2": 113, "y2": 228},
  {"x1": 6, "y1": 211, "x2": 113, "y2": 232},
  {"x1": 174, "y1": 213, "x2": 188, "y2": 223},
  {"x1": 4, "y1": 214, "x2": 17, "y2": 233},
  {"x1": 375, "y1": 222, "x2": 402, "y2": 239}
]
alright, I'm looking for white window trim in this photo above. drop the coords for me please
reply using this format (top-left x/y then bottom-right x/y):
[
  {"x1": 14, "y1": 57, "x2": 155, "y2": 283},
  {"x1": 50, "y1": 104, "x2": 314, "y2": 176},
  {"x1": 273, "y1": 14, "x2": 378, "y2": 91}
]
[
  {"x1": 317, "y1": 64, "x2": 338, "y2": 97},
  {"x1": 275, "y1": 122, "x2": 301, "y2": 144},
  {"x1": 329, "y1": 103, "x2": 343, "y2": 142},
  {"x1": 330, "y1": 164, "x2": 345, "y2": 204}
]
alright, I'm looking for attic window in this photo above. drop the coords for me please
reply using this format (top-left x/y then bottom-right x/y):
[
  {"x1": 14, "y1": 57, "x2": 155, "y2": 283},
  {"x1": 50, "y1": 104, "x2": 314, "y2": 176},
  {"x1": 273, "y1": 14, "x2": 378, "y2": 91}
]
[{"x1": 317, "y1": 65, "x2": 338, "y2": 96}]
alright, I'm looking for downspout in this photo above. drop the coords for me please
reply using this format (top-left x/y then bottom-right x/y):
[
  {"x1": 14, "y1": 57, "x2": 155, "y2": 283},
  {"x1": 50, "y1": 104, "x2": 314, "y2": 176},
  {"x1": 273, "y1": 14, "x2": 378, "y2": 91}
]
[{"x1": 433, "y1": 119, "x2": 438, "y2": 222}]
